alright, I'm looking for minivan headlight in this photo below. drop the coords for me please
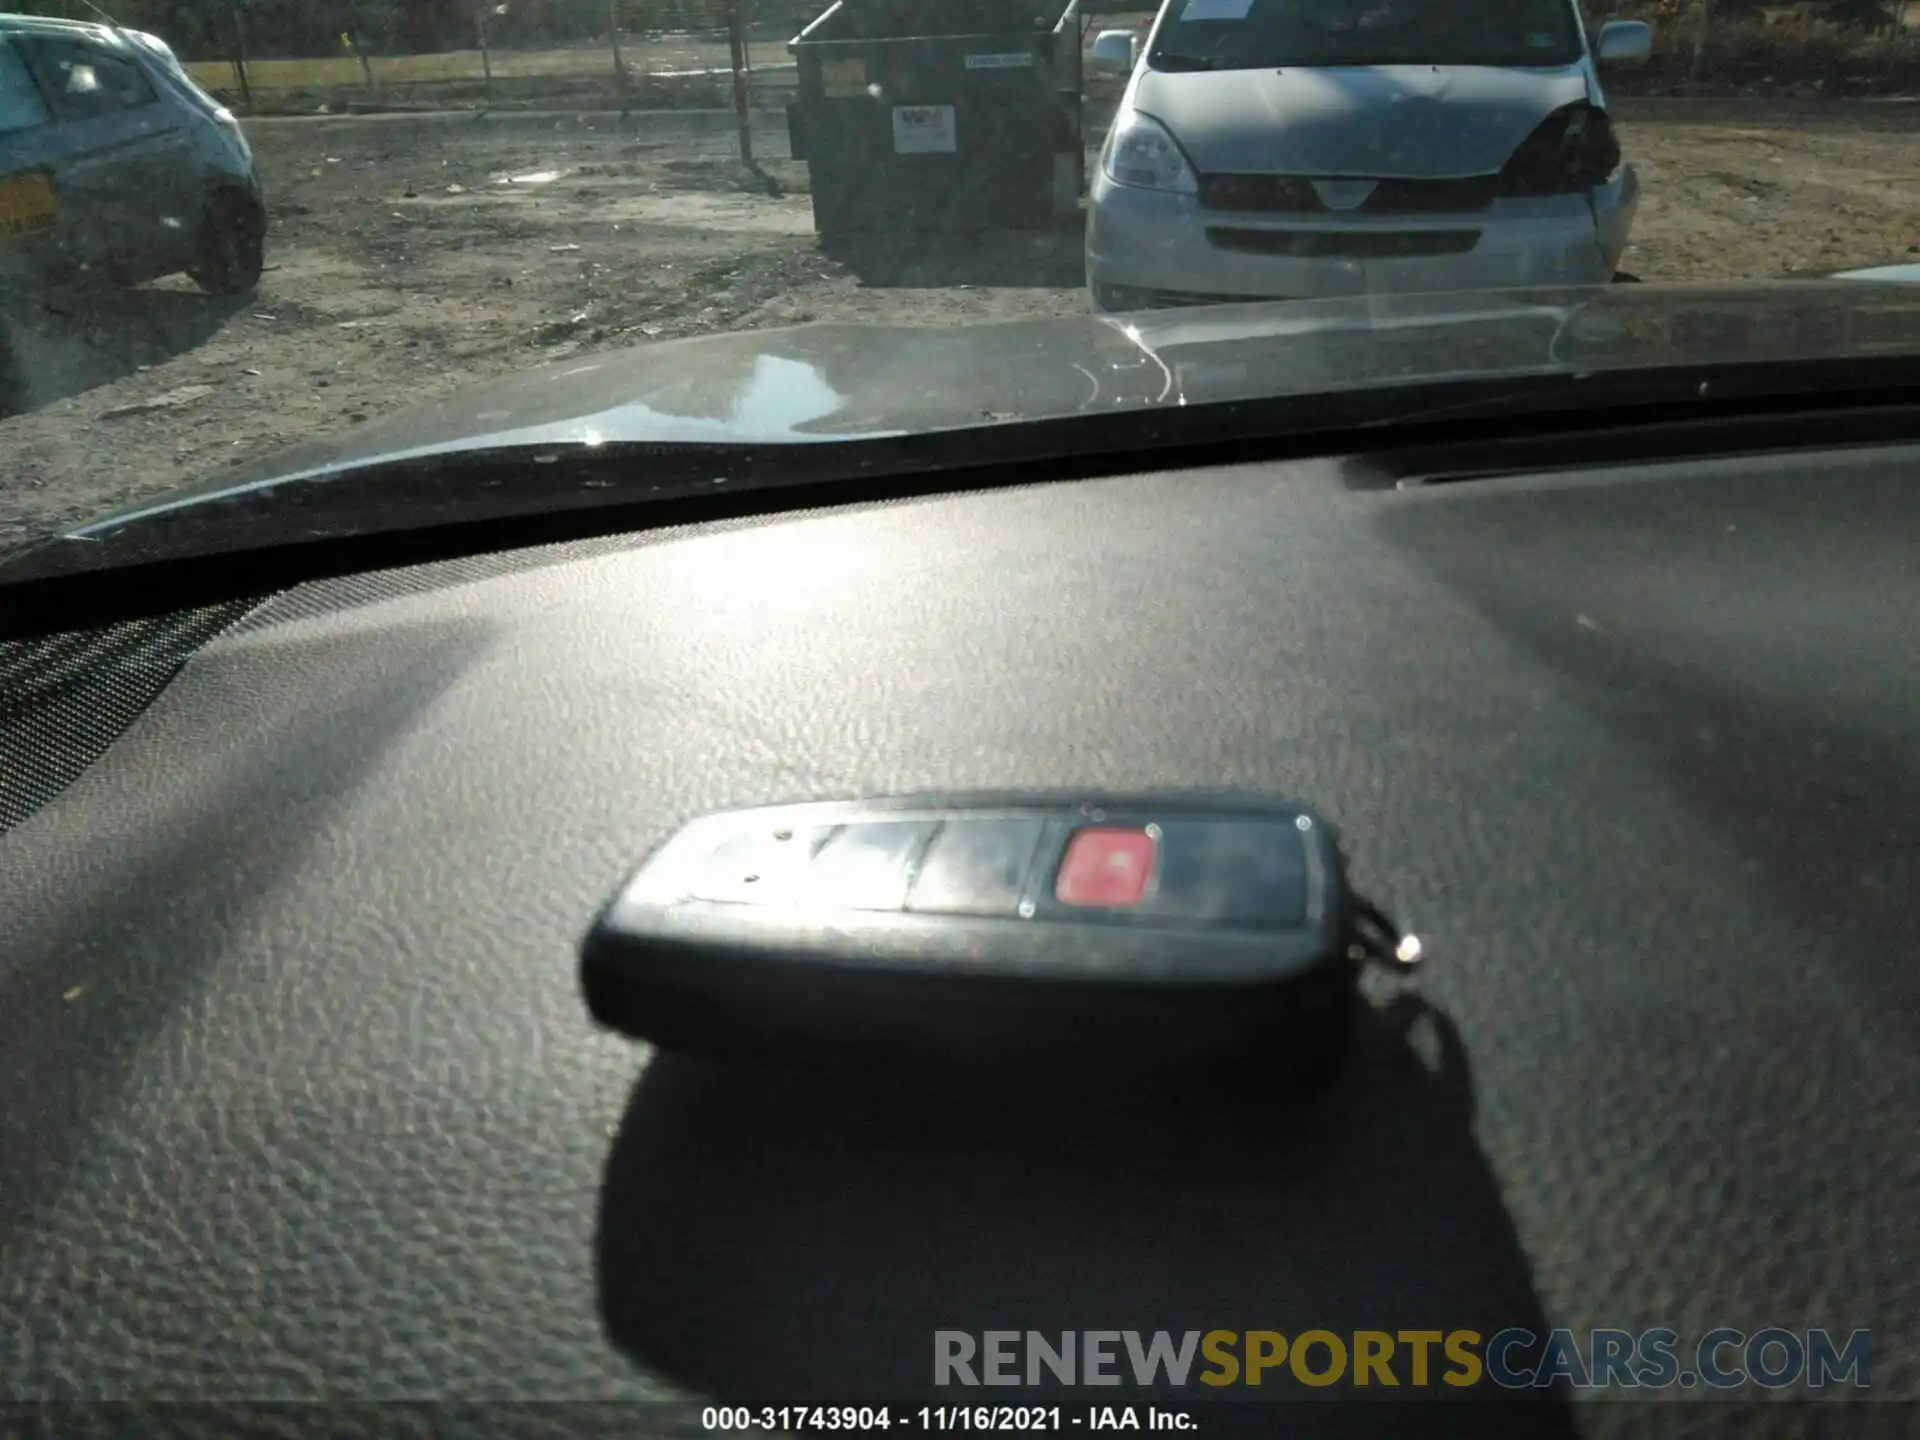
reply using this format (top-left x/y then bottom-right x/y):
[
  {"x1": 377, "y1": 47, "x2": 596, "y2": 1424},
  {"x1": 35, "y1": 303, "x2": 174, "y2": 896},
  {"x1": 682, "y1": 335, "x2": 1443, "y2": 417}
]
[
  {"x1": 1103, "y1": 110, "x2": 1198, "y2": 194},
  {"x1": 1497, "y1": 103, "x2": 1621, "y2": 196}
]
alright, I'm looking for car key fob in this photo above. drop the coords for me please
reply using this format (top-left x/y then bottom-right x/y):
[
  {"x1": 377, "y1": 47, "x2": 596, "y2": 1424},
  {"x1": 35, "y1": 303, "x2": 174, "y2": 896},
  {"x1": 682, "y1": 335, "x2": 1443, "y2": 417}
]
[{"x1": 579, "y1": 792, "x2": 1419, "y2": 1080}]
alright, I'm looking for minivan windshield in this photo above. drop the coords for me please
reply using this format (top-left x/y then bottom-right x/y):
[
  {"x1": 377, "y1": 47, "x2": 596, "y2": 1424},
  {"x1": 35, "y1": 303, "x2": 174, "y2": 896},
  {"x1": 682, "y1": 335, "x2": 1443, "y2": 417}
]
[{"x1": 1151, "y1": 0, "x2": 1585, "y2": 71}]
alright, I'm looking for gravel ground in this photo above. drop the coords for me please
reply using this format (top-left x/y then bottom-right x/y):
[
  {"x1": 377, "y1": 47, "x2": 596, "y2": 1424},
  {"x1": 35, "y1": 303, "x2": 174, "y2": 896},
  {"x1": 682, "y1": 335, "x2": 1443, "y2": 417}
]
[{"x1": 1, "y1": 97, "x2": 1916, "y2": 558}]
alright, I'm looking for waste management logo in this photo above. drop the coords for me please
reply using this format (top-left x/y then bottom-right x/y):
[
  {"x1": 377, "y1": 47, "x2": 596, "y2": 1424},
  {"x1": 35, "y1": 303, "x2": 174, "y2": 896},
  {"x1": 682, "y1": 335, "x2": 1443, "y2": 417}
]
[{"x1": 933, "y1": 1328, "x2": 1873, "y2": 1392}]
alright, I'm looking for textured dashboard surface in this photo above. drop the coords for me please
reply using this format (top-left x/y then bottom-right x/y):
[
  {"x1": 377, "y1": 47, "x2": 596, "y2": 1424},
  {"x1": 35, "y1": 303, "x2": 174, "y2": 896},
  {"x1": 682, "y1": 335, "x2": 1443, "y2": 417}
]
[{"x1": 2, "y1": 447, "x2": 1917, "y2": 1436}]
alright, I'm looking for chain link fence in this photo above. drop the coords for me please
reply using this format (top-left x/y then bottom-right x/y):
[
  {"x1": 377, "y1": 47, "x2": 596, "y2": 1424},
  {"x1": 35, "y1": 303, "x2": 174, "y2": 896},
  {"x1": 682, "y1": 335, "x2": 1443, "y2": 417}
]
[
  {"x1": 5, "y1": 0, "x2": 811, "y2": 116},
  {"x1": 21, "y1": 0, "x2": 1915, "y2": 113},
  {"x1": 197, "y1": 1, "x2": 802, "y2": 117}
]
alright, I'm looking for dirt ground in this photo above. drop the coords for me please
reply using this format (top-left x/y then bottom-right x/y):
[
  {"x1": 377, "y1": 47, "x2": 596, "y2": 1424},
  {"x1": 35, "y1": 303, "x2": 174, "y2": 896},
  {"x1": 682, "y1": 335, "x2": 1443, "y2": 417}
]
[{"x1": 2, "y1": 97, "x2": 1917, "y2": 559}]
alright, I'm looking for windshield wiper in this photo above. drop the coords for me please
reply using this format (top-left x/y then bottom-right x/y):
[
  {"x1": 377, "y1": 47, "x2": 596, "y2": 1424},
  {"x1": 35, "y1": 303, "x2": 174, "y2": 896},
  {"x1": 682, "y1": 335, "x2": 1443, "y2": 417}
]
[
  {"x1": 1152, "y1": 51, "x2": 1355, "y2": 70},
  {"x1": 1149, "y1": 51, "x2": 1232, "y2": 71}
]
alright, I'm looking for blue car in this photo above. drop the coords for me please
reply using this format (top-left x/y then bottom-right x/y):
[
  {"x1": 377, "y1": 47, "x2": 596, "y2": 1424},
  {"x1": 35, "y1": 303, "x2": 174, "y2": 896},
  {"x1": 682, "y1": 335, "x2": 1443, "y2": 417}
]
[{"x1": 0, "y1": 12, "x2": 264, "y2": 298}]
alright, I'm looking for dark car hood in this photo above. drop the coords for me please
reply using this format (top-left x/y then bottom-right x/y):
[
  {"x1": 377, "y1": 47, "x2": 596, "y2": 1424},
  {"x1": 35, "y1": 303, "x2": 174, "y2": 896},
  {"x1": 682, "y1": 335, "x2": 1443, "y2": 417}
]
[{"x1": 18, "y1": 276, "x2": 1920, "y2": 576}]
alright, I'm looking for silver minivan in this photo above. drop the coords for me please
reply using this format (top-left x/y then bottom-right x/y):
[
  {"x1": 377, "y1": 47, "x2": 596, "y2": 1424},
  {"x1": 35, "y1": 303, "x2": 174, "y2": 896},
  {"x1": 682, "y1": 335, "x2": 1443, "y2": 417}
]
[
  {"x1": 1085, "y1": 0, "x2": 1652, "y2": 313},
  {"x1": 0, "y1": 13, "x2": 264, "y2": 300}
]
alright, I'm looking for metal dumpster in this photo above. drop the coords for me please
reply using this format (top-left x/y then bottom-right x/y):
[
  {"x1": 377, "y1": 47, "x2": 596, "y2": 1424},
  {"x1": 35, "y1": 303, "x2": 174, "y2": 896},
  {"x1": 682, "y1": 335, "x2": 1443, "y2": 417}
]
[{"x1": 787, "y1": 0, "x2": 1085, "y2": 244}]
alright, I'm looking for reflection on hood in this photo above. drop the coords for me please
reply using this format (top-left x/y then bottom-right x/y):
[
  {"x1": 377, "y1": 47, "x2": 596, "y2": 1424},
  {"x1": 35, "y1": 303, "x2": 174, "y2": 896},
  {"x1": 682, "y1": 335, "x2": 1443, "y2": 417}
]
[
  {"x1": 1830, "y1": 262, "x2": 1920, "y2": 286},
  {"x1": 470, "y1": 353, "x2": 852, "y2": 448}
]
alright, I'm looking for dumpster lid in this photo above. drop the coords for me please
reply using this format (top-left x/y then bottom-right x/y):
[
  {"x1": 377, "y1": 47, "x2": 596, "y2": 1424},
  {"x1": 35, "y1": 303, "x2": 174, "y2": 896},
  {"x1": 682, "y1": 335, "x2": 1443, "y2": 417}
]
[{"x1": 802, "y1": 0, "x2": 1071, "y2": 39}]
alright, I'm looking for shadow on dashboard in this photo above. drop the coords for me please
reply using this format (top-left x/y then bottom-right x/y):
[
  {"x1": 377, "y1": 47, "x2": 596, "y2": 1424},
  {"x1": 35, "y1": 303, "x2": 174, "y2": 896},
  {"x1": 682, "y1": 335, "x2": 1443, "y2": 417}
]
[
  {"x1": 0, "y1": 620, "x2": 489, "y2": 1241},
  {"x1": 595, "y1": 991, "x2": 1577, "y2": 1438},
  {"x1": 1369, "y1": 464, "x2": 1920, "y2": 1031}
]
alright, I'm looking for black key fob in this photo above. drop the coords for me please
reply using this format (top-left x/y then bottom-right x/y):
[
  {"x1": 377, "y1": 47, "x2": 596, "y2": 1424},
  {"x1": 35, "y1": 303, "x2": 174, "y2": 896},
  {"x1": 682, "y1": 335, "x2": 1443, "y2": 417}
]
[{"x1": 579, "y1": 792, "x2": 1419, "y2": 1081}]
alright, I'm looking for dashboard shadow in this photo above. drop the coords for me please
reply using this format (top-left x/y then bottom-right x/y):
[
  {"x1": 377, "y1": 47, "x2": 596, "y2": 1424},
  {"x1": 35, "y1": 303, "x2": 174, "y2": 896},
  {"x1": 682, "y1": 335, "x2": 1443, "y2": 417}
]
[
  {"x1": 1368, "y1": 466, "x2": 1920, "y2": 1030},
  {"x1": 596, "y1": 991, "x2": 1577, "y2": 1438},
  {"x1": 0, "y1": 619, "x2": 490, "y2": 1243}
]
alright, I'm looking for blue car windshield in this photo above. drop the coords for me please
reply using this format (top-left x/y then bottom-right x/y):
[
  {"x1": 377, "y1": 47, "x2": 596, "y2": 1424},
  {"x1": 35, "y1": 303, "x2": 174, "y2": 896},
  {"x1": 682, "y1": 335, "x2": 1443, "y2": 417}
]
[{"x1": 1153, "y1": 0, "x2": 1586, "y2": 70}]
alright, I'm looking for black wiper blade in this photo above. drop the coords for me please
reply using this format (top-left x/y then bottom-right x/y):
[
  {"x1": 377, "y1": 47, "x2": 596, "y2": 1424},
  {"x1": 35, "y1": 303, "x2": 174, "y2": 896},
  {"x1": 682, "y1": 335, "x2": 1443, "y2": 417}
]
[{"x1": 1149, "y1": 51, "x2": 1230, "y2": 70}]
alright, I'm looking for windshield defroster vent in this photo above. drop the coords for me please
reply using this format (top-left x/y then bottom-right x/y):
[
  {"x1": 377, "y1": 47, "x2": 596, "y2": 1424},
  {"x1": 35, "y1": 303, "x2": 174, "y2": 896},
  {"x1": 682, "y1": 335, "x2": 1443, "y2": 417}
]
[{"x1": 0, "y1": 599, "x2": 261, "y2": 832}]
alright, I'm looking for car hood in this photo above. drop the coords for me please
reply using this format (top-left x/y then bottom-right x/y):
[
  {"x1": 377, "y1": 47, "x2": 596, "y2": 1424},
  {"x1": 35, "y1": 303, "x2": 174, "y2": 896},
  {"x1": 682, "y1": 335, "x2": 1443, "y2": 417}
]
[
  {"x1": 1830, "y1": 261, "x2": 1920, "y2": 285},
  {"x1": 1130, "y1": 64, "x2": 1593, "y2": 178},
  {"x1": 13, "y1": 278, "x2": 1920, "y2": 580}
]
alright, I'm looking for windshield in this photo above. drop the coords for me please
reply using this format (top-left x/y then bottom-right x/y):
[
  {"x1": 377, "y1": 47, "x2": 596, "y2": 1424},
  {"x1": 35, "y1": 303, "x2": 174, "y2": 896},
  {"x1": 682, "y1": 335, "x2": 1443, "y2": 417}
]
[
  {"x1": 2, "y1": 0, "x2": 1919, "y2": 1423},
  {"x1": 0, "y1": 0, "x2": 1917, "y2": 569},
  {"x1": 1151, "y1": 0, "x2": 1584, "y2": 71}
]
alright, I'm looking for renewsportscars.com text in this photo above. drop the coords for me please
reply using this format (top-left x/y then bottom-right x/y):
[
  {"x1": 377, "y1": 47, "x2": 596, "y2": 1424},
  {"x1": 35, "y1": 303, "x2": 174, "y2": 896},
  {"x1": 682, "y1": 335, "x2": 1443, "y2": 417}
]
[{"x1": 933, "y1": 1329, "x2": 1872, "y2": 1391}]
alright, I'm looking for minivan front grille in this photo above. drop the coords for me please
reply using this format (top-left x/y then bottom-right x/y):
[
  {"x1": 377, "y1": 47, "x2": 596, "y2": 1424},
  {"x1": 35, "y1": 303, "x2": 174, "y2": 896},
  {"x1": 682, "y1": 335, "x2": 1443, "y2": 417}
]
[
  {"x1": 1198, "y1": 174, "x2": 1500, "y2": 215},
  {"x1": 1206, "y1": 228, "x2": 1482, "y2": 259}
]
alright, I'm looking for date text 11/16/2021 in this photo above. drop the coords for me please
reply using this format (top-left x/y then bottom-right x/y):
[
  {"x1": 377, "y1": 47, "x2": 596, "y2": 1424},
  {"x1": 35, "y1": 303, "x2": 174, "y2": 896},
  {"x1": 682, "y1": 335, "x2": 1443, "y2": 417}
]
[{"x1": 700, "y1": 1406, "x2": 1195, "y2": 1431}]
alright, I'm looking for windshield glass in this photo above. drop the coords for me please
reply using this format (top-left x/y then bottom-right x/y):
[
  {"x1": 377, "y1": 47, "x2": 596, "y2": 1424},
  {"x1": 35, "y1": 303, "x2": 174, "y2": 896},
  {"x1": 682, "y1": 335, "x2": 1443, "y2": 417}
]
[
  {"x1": 1152, "y1": 0, "x2": 1583, "y2": 71},
  {"x1": 0, "y1": 0, "x2": 1917, "y2": 569}
]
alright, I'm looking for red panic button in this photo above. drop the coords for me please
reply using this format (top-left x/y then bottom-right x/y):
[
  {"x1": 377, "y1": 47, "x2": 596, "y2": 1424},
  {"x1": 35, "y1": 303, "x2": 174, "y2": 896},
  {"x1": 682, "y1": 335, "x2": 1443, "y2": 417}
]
[{"x1": 1055, "y1": 827, "x2": 1158, "y2": 907}]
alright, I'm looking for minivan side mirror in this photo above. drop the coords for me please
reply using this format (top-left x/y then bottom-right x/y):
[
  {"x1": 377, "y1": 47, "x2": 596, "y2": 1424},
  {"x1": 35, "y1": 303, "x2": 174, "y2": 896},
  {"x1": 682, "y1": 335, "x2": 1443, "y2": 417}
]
[
  {"x1": 1091, "y1": 29, "x2": 1140, "y2": 75},
  {"x1": 1595, "y1": 20, "x2": 1653, "y2": 68}
]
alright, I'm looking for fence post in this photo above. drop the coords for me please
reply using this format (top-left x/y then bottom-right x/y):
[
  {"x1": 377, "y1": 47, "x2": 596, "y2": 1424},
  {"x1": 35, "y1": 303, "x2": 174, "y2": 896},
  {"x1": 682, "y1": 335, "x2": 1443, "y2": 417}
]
[
  {"x1": 1687, "y1": 0, "x2": 1712, "y2": 81},
  {"x1": 345, "y1": 31, "x2": 375, "y2": 94},
  {"x1": 610, "y1": 0, "x2": 630, "y2": 109},
  {"x1": 729, "y1": 0, "x2": 754, "y2": 165},
  {"x1": 227, "y1": 0, "x2": 253, "y2": 113},
  {"x1": 476, "y1": 5, "x2": 494, "y2": 105}
]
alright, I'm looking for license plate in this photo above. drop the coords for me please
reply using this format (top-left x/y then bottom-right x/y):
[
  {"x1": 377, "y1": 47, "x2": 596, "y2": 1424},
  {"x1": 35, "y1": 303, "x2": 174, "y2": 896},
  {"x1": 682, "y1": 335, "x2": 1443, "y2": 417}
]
[
  {"x1": 892, "y1": 104, "x2": 957, "y2": 155},
  {"x1": 0, "y1": 172, "x2": 59, "y2": 240}
]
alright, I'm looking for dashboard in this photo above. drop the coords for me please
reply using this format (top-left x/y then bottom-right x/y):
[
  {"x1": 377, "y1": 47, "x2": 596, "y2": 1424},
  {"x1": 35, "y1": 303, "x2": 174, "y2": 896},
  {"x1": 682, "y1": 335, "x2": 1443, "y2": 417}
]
[{"x1": 3, "y1": 438, "x2": 1916, "y2": 1437}]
